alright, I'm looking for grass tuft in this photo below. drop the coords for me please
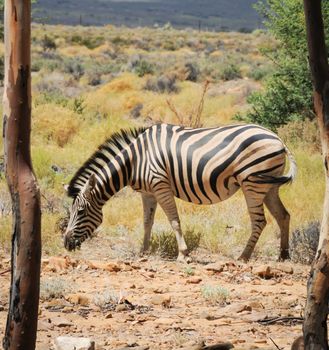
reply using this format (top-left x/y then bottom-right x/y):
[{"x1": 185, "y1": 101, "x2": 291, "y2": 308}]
[{"x1": 201, "y1": 285, "x2": 230, "y2": 305}]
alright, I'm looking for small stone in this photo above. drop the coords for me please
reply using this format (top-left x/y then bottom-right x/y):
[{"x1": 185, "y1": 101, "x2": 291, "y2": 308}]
[
  {"x1": 116, "y1": 304, "x2": 127, "y2": 312},
  {"x1": 283, "y1": 280, "x2": 294, "y2": 286},
  {"x1": 276, "y1": 264, "x2": 294, "y2": 274},
  {"x1": 205, "y1": 262, "x2": 224, "y2": 273},
  {"x1": 186, "y1": 277, "x2": 202, "y2": 284},
  {"x1": 66, "y1": 293, "x2": 91, "y2": 306},
  {"x1": 249, "y1": 301, "x2": 264, "y2": 310},
  {"x1": 52, "y1": 317, "x2": 74, "y2": 328},
  {"x1": 44, "y1": 256, "x2": 73, "y2": 272},
  {"x1": 88, "y1": 260, "x2": 121, "y2": 272},
  {"x1": 116, "y1": 347, "x2": 149, "y2": 350},
  {"x1": 152, "y1": 287, "x2": 169, "y2": 294},
  {"x1": 253, "y1": 265, "x2": 273, "y2": 279},
  {"x1": 54, "y1": 336, "x2": 95, "y2": 350},
  {"x1": 150, "y1": 294, "x2": 171, "y2": 308},
  {"x1": 154, "y1": 317, "x2": 175, "y2": 326},
  {"x1": 105, "y1": 313, "x2": 113, "y2": 319},
  {"x1": 38, "y1": 320, "x2": 53, "y2": 331}
]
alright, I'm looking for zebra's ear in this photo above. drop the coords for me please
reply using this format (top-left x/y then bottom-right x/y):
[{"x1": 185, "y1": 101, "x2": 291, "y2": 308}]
[
  {"x1": 81, "y1": 174, "x2": 96, "y2": 198},
  {"x1": 63, "y1": 184, "x2": 69, "y2": 193}
]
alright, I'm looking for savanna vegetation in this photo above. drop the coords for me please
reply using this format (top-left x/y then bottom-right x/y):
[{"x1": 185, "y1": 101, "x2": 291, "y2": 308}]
[{"x1": 0, "y1": 19, "x2": 323, "y2": 261}]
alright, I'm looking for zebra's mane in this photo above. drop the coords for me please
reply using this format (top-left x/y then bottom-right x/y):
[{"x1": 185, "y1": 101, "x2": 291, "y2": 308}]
[{"x1": 67, "y1": 127, "x2": 147, "y2": 198}]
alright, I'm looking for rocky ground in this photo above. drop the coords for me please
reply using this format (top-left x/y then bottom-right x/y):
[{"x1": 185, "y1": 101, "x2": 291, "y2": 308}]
[{"x1": 0, "y1": 236, "x2": 308, "y2": 350}]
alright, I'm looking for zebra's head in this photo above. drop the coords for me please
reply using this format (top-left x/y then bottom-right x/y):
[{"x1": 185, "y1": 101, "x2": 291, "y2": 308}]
[{"x1": 64, "y1": 174, "x2": 103, "y2": 251}]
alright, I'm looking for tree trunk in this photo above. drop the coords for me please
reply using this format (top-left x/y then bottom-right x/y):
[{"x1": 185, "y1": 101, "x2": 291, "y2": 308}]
[
  {"x1": 303, "y1": 0, "x2": 329, "y2": 348},
  {"x1": 2, "y1": 1, "x2": 41, "y2": 349}
]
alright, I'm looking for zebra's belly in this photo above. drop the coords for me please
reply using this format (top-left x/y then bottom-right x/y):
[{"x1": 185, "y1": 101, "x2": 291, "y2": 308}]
[{"x1": 173, "y1": 176, "x2": 241, "y2": 205}]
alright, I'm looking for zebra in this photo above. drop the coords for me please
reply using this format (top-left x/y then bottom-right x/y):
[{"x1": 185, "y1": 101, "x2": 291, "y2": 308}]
[{"x1": 63, "y1": 123, "x2": 297, "y2": 261}]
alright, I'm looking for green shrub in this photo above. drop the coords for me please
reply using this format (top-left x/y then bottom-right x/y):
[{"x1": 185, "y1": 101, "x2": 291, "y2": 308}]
[
  {"x1": 134, "y1": 60, "x2": 154, "y2": 77},
  {"x1": 69, "y1": 34, "x2": 105, "y2": 49},
  {"x1": 144, "y1": 74, "x2": 178, "y2": 94},
  {"x1": 72, "y1": 97, "x2": 85, "y2": 115},
  {"x1": 236, "y1": 0, "x2": 329, "y2": 129},
  {"x1": 63, "y1": 58, "x2": 85, "y2": 80},
  {"x1": 149, "y1": 227, "x2": 202, "y2": 259},
  {"x1": 41, "y1": 35, "x2": 57, "y2": 52},
  {"x1": 32, "y1": 147, "x2": 53, "y2": 180},
  {"x1": 220, "y1": 64, "x2": 242, "y2": 81},
  {"x1": 247, "y1": 65, "x2": 272, "y2": 81}
]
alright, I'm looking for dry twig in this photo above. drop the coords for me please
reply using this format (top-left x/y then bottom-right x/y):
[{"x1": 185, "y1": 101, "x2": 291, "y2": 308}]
[{"x1": 166, "y1": 80, "x2": 210, "y2": 127}]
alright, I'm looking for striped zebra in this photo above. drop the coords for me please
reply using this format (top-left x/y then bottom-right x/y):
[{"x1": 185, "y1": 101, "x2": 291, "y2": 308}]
[{"x1": 63, "y1": 123, "x2": 297, "y2": 261}]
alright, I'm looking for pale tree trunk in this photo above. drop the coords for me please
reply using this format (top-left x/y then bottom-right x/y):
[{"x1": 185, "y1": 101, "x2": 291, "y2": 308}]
[
  {"x1": 303, "y1": 0, "x2": 329, "y2": 348},
  {"x1": 2, "y1": 1, "x2": 41, "y2": 349}
]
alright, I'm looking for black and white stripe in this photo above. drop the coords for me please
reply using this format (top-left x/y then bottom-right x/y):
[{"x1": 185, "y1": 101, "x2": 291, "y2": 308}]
[{"x1": 64, "y1": 123, "x2": 297, "y2": 261}]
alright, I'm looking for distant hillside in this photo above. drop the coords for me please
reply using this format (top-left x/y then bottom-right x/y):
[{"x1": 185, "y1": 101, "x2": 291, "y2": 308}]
[{"x1": 33, "y1": 0, "x2": 261, "y2": 32}]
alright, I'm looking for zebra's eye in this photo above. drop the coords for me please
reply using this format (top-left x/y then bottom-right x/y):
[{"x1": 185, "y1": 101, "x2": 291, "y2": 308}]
[{"x1": 77, "y1": 208, "x2": 86, "y2": 215}]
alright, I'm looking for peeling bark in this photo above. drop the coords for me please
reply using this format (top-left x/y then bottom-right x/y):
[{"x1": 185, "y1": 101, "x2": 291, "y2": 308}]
[
  {"x1": 2, "y1": 1, "x2": 41, "y2": 349},
  {"x1": 303, "y1": 0, "x2": 329, "y2": 349}
]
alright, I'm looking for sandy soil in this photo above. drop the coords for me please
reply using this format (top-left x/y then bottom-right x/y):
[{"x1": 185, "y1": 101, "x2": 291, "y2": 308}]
[{"x1": 0, "y1": 236, "x2": 308, "y2": 350}]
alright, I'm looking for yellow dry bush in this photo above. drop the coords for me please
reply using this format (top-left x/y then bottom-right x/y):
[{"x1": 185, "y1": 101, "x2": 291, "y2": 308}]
[
  {"x1": 58, "y1": 45, "x2": 93, "y2": 57},
  {"x1": 97, "y1": 73, "x2": 140, "y2": 94},
  {"x1": 33, "y1": 104, "x2": 80, "y2": 147}
]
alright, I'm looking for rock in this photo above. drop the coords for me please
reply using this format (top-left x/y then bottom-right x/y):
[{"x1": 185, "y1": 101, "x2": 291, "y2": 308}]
[
  {"x1": 54, "y1": 336, "x2": 95, "y2": 350},
  {"x1": 223, "y1": 303, "x2": 252, "y2": 314},
  {"x1": 52, "y1": 317, "x2": 74, "y2": 328},
  {"x1": 152, "y1": 286, "x2": 169, "y2": 294},
  {"x1": 45, "y1": 299, "x2": 68, "y2": 309},
  {"x1": 248, "y1": 301, "x2": 264, "y2": 310},
  {"x1": 88, "y1": 260, "x2": 121, "y2": 272},
  {"x1": 44, "y1": 256, "x2": 73, "y2": 272},
  {"x1": 283, "y1": 280, "x2": 294, "y2": 286},
  {"x1": 154, "y1": 317, "x2": 176, "y2": 326},
  {"x1": 116, "y1": 347, "x2": 149, "y2": 350},
  {"x1": 253, "y1": 265, "x2": 273, "y2": 279},
  {"x1": 38, "y1": 320, "x2": 53, "y2": 331},
  {"x1": 186, "y1": 277, "x2": 202, "y2": 284},
  {"x1": 205, "y1": 262, "x2": 224, "y2": 273},
  {"x1": 115, "y1": 304, "x2": 128, "y2": 312},
  {"x1": 276, "y1": 264, "x2": 294, "y2": 274},
  {"x1": 66, "y1": 293, "x2": 91, "y2": 306},
  {"x1": 150, "y1": 294, "x2": 171, "y2": 307}
]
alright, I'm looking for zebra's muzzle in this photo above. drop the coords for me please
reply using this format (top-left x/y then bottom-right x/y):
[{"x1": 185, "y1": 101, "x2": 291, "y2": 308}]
[{"x1": 64, "y1": 233, "x2": 82, "y2": 251}]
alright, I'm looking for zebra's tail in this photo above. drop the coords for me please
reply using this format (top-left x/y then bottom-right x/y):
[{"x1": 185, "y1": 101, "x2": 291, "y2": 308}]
[{"x1": 251, "y1": 145, "x2": 297, "y2": 185}]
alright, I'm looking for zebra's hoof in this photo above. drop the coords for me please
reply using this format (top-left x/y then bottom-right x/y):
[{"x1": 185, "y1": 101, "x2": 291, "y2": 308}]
[
  {"x1": 279, "y1": 251, "x2": 290, "y2": 261},
  {"x1": 238, "y1": 254, "x2": 250, "y2": 262},
  {"x1": 177, "y1": 253, "x2": 191, "y2": 263}
]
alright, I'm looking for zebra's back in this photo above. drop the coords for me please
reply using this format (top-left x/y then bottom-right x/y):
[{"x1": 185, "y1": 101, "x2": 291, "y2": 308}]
[{"x1": 138, "y1": 123, "x2": 290, "y2": 204}]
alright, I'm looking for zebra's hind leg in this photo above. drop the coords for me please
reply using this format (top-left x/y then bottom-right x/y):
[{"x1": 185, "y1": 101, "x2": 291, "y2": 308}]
[
  {"x1": 154, "y1": 190, "x2": 188, "y2": 261},
  {"x1": 141, "y1": 193, "x2": 158, "y2": 254},
  {"x1": 239, "y1": 186, "x2": 268, "y2": 261},
  {"x1": 264, "y1": 187, "x2": 290, "y2": 261}
]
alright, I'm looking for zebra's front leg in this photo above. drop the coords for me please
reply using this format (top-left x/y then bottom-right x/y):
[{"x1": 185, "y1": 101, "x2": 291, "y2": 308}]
[
  {"x1": 154, "y1": 190, "x2": 188, "y2": 261},
  {"x1": 141, "y1": 193, "x2": 157, "y2": 254}
]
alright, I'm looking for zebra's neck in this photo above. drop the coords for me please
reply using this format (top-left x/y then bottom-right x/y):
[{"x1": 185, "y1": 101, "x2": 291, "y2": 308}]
[
  {"x1": 67, "y1": 127, "x2": 147, "y2": 204},
  {"x1": 93, "y1": 147, "x2": 133, "y2": 204}
]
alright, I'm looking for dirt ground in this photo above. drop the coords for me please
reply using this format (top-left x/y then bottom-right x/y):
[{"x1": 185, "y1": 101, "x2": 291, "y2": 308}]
[{"x1": 0, "y1": 235, "x2": 308, "y2": 350}]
